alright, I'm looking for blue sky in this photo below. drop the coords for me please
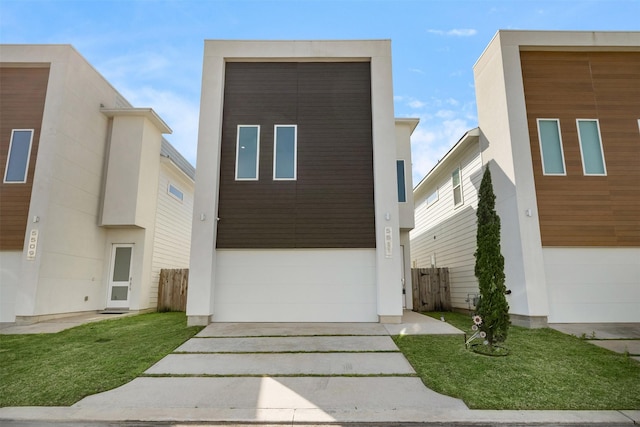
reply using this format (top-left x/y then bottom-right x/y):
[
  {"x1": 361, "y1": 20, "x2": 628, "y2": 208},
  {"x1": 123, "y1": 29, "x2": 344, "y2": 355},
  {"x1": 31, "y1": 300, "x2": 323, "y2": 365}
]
[{"x1": 1, "y1": 0, "x2": 638, "y2": 183}]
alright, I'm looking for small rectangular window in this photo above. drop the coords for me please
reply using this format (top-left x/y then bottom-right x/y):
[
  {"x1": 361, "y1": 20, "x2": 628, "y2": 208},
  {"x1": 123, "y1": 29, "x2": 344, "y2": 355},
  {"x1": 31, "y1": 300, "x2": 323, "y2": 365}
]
[
  {"x1": 426, "y1": 189, "x2": 439, "y2": 207},
  {"x1": 168, "y1": 183, "x2": 184, "y2": 201},
  {"x1": 452, "y1": 167, "x2": 463, "y2": 207},
  {"x1": 3, "y1": 129, "x2": 34, "y2": 183},
  {"x1": 577, "y1": 119, "x2": 606, "y2": 175},
  {"x1": 236, "y1": 125, "x2": 260, "y2": 180},
  {"x1": 273, "y1": 125, "x2": 297, "y2": 180},
  {"x1": 537, "y1": 119, "x2": 566, "y2": 175},
  {"x1": 396, "y1": 160, "x2": 406, "y2": 203}
]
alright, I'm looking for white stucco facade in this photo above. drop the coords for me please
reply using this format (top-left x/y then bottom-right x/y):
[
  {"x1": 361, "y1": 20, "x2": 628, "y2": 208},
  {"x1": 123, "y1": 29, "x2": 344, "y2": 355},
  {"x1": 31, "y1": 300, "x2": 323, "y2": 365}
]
[
  {"x1": 0, "y1": 45, "x2": 193, "y2": 324},
  {"x1": 395, "y1": 118, "x2": 419, "y2": 309}
]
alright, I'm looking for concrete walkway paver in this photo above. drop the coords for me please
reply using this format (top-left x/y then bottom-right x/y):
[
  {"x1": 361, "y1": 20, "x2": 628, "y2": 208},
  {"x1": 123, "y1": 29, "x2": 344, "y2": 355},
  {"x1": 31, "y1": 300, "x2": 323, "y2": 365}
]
[
  {"x1": 176, "y1": 335, "x2": 398, "y2": 352},
  {"x1": 145, "y1": 352, "x2": 416, "y2": 375},
  {"x1": 384, "y1": 309, "x2": 464, "y2": 335},
  {"x1": 196, "y1": 322, "x2": 389, "y2": 337},
  {"x1": 551, "y1": 322, "x2": 640, "y2": 362},
  {"x1": 74, "y1": 376, "x2": 468, "y2": 411},
  {"x1": 588, "y1": 339, "x2": 640, "y2": 355}
]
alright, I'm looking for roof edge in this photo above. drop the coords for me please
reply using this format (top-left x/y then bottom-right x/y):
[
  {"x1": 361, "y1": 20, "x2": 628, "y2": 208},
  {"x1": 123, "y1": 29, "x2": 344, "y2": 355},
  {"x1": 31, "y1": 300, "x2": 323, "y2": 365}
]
[
  {"x1": 413, "y1": 127, "x2": 479, "y2": 192},
  {"x1": 101, "y1": 107, "x2": 172, "y2": 134}
]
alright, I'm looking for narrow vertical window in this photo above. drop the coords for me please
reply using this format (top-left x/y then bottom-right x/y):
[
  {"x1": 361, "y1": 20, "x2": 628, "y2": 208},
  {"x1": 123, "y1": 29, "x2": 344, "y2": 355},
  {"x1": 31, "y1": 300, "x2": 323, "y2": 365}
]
[
  {"x1": 577, "y1": 119, "x2": 606, "y2": 175},
  {"x1": 537, "y1": 119, "x2": 566, "y2": 175},
  {"x1": 452, "y1": 167, "x2": 463, "y2": 207},
  {"x1": 3, "y1": 129, "x2": 34, "y2": 183},
  {"x1": 235, "y1": 125, "x2": 260, "y2": 180},
  {"x1": 396, "y1": 160, "x2": 406, "y2": 203},
  {"x1": 273, "y1": 125, "x2": 297, "y2": 180}
]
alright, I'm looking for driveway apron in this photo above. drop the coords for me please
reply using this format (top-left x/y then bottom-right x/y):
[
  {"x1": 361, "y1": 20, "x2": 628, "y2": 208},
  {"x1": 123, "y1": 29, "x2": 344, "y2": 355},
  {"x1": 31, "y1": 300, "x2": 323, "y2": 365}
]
[{"x1": 69, "y1": 312, "x2": 470, "y2": 423}]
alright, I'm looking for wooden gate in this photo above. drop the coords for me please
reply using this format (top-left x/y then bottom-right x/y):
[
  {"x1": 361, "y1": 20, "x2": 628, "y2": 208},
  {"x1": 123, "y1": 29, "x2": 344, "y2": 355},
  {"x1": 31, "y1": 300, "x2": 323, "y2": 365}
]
[
  {"x1": 157, "y1": 268, "x2": 189, "y2": 312},
  {"x1": 411, "y1": 267, "x2": 451, "y2": 312}
]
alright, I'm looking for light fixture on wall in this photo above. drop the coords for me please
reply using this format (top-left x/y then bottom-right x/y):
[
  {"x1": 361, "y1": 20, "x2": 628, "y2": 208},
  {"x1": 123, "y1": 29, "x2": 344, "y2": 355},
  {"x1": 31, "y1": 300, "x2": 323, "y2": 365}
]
[
  {"x1": 385, "y1": 212, "x2": 390, "y2": 221},
  {"x1": 525, "y1": 209, "x2": 532, "y2": 217}
]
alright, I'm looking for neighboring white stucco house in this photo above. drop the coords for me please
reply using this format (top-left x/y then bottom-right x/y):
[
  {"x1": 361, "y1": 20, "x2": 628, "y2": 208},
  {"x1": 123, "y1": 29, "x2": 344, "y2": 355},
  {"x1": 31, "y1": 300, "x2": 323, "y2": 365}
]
[
  {"x1": 0, "y1": 45, "x2": 194, "y2": 324},
  {"x1": 412, "y1": 31, "x2": 640, "y2": 327},
  {"x1": 187, "y1": 40, "x2": 417, "y2": 325}
]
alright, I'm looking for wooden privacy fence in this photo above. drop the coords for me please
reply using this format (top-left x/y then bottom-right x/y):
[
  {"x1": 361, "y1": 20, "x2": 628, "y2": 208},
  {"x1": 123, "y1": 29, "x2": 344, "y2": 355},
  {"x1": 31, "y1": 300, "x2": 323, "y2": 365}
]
[
  {"x1": 157, "y1": 269, "x2": 189, "y2": 312},
  {"x1": 411, "y1": 267, "x2": 451, "y2": 312}
]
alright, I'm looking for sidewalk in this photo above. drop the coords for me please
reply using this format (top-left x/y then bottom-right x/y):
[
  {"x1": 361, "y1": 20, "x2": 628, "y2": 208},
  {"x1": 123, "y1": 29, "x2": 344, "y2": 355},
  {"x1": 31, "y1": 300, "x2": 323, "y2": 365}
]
[
  {"x1": 1, "y1": 311, "x2": 638, "y2": 426},
  {"x1": 0, "y1": 311, "x2": 135, "y2": 334},
  {"x1": 550, "y1": 322, "x2": 640, "y2": 362}
]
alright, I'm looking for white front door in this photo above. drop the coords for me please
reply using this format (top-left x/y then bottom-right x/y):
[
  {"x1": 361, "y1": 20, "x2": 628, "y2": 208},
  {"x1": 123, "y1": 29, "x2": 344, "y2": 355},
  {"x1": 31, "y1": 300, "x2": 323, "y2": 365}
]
[{"x1": 107, "y1": 244, "x2": 133, "y2": 308}]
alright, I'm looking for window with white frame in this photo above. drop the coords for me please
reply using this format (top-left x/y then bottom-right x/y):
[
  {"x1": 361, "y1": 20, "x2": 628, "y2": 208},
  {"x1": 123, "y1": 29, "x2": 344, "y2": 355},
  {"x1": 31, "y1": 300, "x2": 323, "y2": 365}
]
[
  {"x1": 396, "y1": 160, "x2": 406, "y2": 203},
  {"x1": 167, "y1": 183, "x2": 184, "y2": 202},
  {"x1": 452, "y1": 167, "x2": 463, "y2": 207},
  {"x1": 235, "y1": 125, "x2": 260, "y2": 180},
  {"x1": 426, "y1": 188, "x2": 439, "y2": 207},
  {"x1": 577, "y1": 119, "x2": 606, "y2": 175},
  {"x1": 273, "y1": 125, "x2": 297, "y2": 180},
  {"x1": 3, "y1": 129, "x2": 34, "y2": 183},
  {"x1": 537, "y1": 119, "x2": 566, "y2": 175}
]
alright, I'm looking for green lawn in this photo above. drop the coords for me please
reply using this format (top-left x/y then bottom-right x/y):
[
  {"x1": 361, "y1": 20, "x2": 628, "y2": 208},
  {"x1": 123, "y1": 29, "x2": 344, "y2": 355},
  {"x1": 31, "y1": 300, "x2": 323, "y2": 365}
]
[
  {"x1": 393, "y1": 311, "x2": 640, "y2": 410},
  {"x1": 0, "y1": 312, "x2": 202, "y2": 407}
]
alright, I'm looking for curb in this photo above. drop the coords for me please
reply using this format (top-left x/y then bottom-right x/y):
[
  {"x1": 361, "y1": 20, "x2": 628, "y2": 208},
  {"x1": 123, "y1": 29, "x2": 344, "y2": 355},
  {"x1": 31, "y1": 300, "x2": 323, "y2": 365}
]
[{"x1": 1, "y1": 407, "x2": 639, "y2": 426}]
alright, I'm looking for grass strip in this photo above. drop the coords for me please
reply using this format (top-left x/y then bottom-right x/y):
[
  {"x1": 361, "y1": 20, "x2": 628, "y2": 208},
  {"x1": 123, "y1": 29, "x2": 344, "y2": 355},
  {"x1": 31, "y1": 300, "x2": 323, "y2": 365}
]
[
  {"x1": 393, "y1": 311, "x2": 640, "y2": 410},
  {"x1": 0, "y1": 312, "x2": 202, "y2": 407}
]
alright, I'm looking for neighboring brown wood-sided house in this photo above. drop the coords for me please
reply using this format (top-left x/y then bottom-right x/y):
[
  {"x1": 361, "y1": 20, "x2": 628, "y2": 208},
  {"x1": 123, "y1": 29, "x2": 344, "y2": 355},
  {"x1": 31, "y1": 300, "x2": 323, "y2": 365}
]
[{"x1": 412, "y1": 31, "x2": 640, "y2": 326}]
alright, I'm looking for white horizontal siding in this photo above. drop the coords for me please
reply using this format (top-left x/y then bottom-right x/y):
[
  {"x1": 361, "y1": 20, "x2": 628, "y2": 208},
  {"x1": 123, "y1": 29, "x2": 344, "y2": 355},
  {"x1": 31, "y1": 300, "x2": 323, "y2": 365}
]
[
  {"x1": 150, "y1": 164, "x2": 194, "y2": 307},
  {"x1": 411, "y1": 142, "x2": 483, "y2": 309}
]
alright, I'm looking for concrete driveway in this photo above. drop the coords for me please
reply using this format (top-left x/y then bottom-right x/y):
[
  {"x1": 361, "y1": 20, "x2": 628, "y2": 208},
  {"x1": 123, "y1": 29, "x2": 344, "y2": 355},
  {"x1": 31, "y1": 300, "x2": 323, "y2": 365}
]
[{"x1": 70, "y1": 311, "x2": 469, "y2": 423}]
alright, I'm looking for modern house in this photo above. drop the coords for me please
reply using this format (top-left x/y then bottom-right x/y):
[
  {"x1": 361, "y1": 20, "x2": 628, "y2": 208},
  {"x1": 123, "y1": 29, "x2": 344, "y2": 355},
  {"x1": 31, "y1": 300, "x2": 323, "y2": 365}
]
[
  {"x1": 187, "y1": 40, "x2": 417, "y2": 324},
  {"x1": 412, "y1": 31, "x2": 640, "y2": 326},
  {"x1": 0, "y1": 45, "x2": 195, "y2": 324}
]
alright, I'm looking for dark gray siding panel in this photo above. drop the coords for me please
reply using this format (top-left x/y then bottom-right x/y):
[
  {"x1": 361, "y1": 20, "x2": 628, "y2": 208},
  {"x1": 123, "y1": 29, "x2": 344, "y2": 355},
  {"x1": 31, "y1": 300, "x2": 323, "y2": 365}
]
[{"x1": 217, "y1": 62, "x2": 375, "y2": 248}]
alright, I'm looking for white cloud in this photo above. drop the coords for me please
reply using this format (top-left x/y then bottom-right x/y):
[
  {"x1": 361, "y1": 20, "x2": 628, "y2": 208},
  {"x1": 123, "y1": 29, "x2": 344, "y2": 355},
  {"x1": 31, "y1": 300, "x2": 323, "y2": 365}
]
[
  {"x1": 435, "y1": 109, "x2": 456, "y2": 119},
  {"x1": 427, "y1": 28, "x2": 477, "y2": 37},
  {"x1": 99, "y1": 52, "x2": 171, "y2": 80},
  {"x1": 411, "y1": 118, "x2": 472, "y2": 185},
  {"x1": 409, "y1": 67, "x2": 425, "y2": 74},
  {"x1": 448, "y1": 28, "x2": 477, "y2": 37},
  {"x1": 408, "y1": 99, "x2": 426, "y2": 109}
]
